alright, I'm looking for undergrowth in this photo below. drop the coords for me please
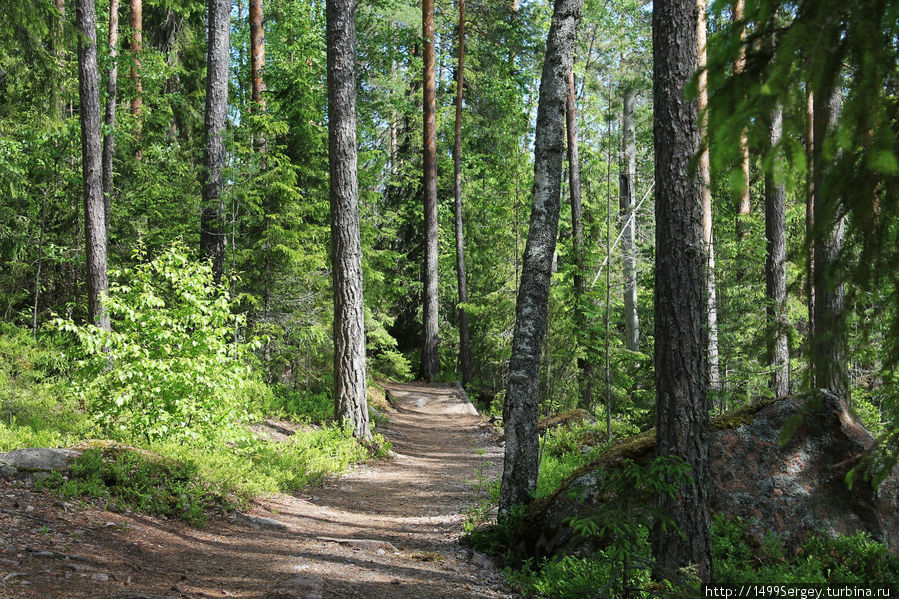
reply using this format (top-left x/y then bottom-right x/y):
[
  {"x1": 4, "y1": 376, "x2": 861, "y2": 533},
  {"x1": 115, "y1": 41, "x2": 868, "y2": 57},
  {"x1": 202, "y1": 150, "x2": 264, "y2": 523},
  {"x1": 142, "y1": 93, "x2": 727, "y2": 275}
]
[
  {"x1": 464, "y1": 418, "x2": 899, "y2": 598},
  {"x1": 0, "y1": 322, "x2": 389, "y2": 526}
]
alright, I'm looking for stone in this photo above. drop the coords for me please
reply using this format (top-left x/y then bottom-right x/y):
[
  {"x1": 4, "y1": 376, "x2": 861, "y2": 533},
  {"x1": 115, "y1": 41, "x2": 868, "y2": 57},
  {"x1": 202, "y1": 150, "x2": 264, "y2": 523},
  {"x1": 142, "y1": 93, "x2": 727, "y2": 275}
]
[
  {"x1": 517, "y1": 391, "x2": 899, "y2": 560},
  {"x1": 0, "y1": 448, "x2": 82, "y2": 481}
]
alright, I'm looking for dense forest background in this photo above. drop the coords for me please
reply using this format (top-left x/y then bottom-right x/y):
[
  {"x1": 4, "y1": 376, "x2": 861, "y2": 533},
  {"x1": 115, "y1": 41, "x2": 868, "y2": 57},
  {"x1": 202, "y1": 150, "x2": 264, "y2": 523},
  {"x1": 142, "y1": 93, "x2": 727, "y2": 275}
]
[
  {"x1": 2, "y1": 0, "x2": 895, "y2": 434},
  {"x1": 1, "y1": 0, "x2": 899, "y2": 591}
]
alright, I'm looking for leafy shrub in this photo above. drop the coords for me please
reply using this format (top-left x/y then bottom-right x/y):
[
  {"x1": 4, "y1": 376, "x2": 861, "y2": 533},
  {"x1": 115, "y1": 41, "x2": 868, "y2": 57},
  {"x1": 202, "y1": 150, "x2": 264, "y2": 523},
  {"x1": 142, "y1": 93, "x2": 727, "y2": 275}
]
[{"x1": 54, "y1": 242, "x2": 261, "y2": 445}]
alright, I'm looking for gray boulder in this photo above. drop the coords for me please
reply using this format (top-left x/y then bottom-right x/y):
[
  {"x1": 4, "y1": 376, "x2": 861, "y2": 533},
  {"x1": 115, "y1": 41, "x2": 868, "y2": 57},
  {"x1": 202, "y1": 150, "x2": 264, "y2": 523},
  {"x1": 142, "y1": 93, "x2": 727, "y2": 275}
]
[
  {"x1": 0, "y1": 448, "x2": 82, "y2": 481},
  {"x1": 516, "y1": 392, "x2": 899, "y2": 561}
]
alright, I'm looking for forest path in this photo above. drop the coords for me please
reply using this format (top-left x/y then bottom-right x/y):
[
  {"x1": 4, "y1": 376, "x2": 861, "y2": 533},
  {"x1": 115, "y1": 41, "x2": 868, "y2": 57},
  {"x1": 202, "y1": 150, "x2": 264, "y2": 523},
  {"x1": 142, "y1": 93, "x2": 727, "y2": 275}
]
[{"x1": 0, "y1": 382, "x2": 514, "y2": 599}]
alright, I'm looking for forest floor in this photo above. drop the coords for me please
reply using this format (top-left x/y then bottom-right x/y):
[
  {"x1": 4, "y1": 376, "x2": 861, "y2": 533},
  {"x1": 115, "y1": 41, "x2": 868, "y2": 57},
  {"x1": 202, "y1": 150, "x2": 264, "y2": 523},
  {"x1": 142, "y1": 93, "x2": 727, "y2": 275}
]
[{"x1": 0, "y1": 383, "x2": 516, "y2": 599}]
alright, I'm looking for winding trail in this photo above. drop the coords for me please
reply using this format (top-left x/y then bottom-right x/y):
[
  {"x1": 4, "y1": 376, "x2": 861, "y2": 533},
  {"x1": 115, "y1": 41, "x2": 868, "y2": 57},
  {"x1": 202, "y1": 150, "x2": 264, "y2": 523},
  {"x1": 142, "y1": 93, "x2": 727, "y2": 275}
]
[{"x1": 0, "y1": 383, "x2": 514, "y2": 598}]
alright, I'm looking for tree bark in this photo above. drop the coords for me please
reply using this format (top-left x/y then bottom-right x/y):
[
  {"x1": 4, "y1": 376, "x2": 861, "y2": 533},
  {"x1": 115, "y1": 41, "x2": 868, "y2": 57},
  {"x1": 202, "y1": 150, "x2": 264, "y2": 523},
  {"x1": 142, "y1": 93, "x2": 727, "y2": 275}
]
[
  {"x1": 765, "y1": 103, "x2": 790, "y2": 398},
  {"x1": 805, "y1": 89, "x2": 815, "y2": 383},
  {"x1": 419, "y1": 0, "x2": 440, "y2": 382},
  {"x1": 651, "y1": 0, "x2": 712, "y2": 582},
  {"x1": 812, "y1": 86, "x2": 848, "y2": 399},
  {"x1": 619, "y1": 86, "x2": 639, "y2": 353},
  {"x1": 250, "y1": 0, "x2": 265, "y2": 110},
  {"x1": 52, "y1": 0, "x2": 66, "y2": 121},
  {"x1": 76, "y1": 0, "x2": 111, "y2": 331},
  {"x1": 101, "y1": 0, "x2": 119, "y2": 237},
  {"x1": 452, "y1": 0, "x2": 473, "y2": 389},
  {"x1": 567, "y1": 71, "x2": 592, "y2": 408},
  {"x1": 499, "y1": 0, "x2": 583, "y2": 517},
  {"x1": 327, "y1": 0, "x2": 371, "y2": 442},
  {"x1": 130, "y1": 0, "x2": 142, "y2": 160},
  {"x1": 733, "y1": 0, "x2": 750, "y2": 241},
  {"x1": 201, "y1": 0, "x2": 230, "y2": 283},
  {"x1": 697, "y1": 0, "x2": 721, "y2": 395}
]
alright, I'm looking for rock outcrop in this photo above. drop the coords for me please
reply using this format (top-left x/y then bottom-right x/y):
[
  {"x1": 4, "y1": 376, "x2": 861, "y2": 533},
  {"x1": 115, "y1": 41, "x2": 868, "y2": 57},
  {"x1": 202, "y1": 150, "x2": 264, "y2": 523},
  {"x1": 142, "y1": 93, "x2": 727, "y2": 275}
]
[
  {"x1": 0, "y1": 448, "x2": 82, "y2": 481},
  {"x1": 517, "y1": 392, "x2": 899, "y2": 560}
]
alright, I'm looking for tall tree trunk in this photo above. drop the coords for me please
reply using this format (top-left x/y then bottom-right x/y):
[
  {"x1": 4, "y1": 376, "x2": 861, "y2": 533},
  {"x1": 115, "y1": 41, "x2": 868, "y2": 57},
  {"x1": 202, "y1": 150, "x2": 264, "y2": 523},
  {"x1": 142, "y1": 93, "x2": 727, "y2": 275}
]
[
  {"x1": 419, "y1": 0, "x2": 440, "y2": 382},
  {"x1": 250, "y1": 0, "x2": 265, "y2": 110},
  {"x1": 765, "y1": 103, "x2": 789, "y2": 398},
  {"x1": 76, "y1": 0, "x2": 111, "y2": 331},
  {"x1": 567, "y1": 72, "x2": 594, "y2": 406},
  {"x1": 201, "y1": 0, "x2": 230, "y2": 283},
  {"x1": 651, "y1": 0, "x2": 712, "y2": 582},
  {"x1": 452, "y1": 0, "x2": 473, "y2": 389},
  {"x1": 619, "y1": 86, "x2": 639, "y2": 352},
  {"x1": 102, "y1": 0, "x2": 119, "y2": 237},
  {"x1": 567, "y1": 71, "x2": 592, "y2": 408},
  {"x1": 805, "y1": 89, "x2": 815, "y2": 384},
  {"x1": 733, "y1": 0, "x2": 750, "y2": 240},
  {"x1": 498, "y1": 0, "x2": 583, "y2": 517},
  {"x1": 130, "y1": 0, "x2": 142, "y2": 160},
  {"x1": 327, "y1": 0, "x2": 371, "y2": 442},
  {"x1": 697, "y1": 0, "x2": 721, "y2": 395},
  {"x1": 52, "y1": 0, "x2": 66, "y2": 121},
  {"x1": 812, "y1": 86, "x2": 848, "y2": 398}
]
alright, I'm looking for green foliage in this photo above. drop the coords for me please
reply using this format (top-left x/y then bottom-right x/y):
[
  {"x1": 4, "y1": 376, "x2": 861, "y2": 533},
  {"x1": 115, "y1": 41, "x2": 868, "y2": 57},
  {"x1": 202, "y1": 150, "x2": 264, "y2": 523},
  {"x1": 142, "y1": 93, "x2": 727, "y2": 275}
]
[
  {"x1": 712, "y1": 515, "x2": 899, "y2": 585},
  {"x1": 54, "y1": 243, "x2": 261, "y2": 445},
  {"x1": 38, "y1": 447, "x2": 229, "y2": 526},
  {"x1": 0, "y1": 323, "x2": 89, "y2": 450},
  {"x1": 260, "y1": 384, "x2": 334, "y2": 424}
]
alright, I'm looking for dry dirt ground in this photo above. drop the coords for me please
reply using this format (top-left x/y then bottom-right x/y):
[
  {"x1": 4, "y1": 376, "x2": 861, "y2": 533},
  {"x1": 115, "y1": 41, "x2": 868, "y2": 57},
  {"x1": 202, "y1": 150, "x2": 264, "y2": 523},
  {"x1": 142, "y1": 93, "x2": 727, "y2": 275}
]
[{"x1": 0, "y1": 383, "x2": 516, "y2": 599}]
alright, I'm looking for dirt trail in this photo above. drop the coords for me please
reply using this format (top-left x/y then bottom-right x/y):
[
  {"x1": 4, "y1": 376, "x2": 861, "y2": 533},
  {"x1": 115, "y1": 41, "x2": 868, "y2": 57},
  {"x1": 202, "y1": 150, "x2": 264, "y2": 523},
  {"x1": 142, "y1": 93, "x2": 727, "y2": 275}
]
[{"x1": 0, "y1": 383, "x2": 514, "y2": 599}]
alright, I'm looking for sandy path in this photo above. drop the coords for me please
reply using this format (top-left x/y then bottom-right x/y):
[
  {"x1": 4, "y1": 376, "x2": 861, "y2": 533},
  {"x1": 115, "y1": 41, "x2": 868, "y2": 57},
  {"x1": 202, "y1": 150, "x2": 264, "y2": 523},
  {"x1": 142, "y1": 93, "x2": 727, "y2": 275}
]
[{"x1": 0, "y1": 383, "x2": 514, "y2": 598}]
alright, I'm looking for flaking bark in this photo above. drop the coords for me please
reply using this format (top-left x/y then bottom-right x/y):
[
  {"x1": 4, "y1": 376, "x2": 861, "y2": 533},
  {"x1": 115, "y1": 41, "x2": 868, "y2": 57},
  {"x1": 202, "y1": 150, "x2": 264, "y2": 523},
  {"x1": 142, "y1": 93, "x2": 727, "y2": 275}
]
[
  {"x1": 327, "y1": 0, "x2": 371, "y2": 442},
  {"x1": 419, "y1": 0, "x2": 440, "y2": 382},
  {"x1": 499, "y1": 0, "x2": 583, "y2": 517},
  {"x1": 651, "y1": 0, "x2": 712, "y2": 581}
]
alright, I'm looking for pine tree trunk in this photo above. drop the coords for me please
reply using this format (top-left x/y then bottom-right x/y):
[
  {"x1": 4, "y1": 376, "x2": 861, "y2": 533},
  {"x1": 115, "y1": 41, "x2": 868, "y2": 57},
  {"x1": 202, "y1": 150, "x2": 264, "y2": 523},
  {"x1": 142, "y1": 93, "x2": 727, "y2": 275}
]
[
  {"x1": 130, "y1": 0, "x2": 142, "y2": 160},
  {"x1": 76, "y1": 0, "x2": 111, "y2": 331},
  {"x1": 452, "y1": 0, "x2": 473, "y2": 389},
  {"x1": 765, "y1": 103, "x2": 790, "y2": 398},
  {"x1": 619, "y1": 86, "x2": 639, "y2": 353},
  {"x1": 697, "y1": 0, "x2": 721, "y2": 395},
  {"x1": 812, "y1": 86, "x2": 848, "y2": 399},
  {"x1": 250, "y1": 0, "x2": 265, "y2": 110},
  {"x1": 651, "y1": 0, "x2": 712, "y2": 582},
  {"x1": 567, "y1": 71, "x2": 592, "y2": 409},
  {"x1": 327, "y1": 0, "x2": 371, "y2": 442},
  {"x1": 101, "y1": 0, "x2": 119, "y2": 237},
  {"x1": 499, "y1": 0, "x2": 583, "y2": 517},
  {"x1": 201, "y1": 0, "x2": 230, "y2": 283},
  {"x1": 805, "y1": 89, "x2": 815, "y2": 383},
  {"x1": 733, "y1": 0, "x2": 750, "y2": 240},
  {"x1": 419, "y1": 0, "x2": 440, "y2": 382},
  {"x1": 52, "y1": 0, "x2": 66, "y2": 121}
]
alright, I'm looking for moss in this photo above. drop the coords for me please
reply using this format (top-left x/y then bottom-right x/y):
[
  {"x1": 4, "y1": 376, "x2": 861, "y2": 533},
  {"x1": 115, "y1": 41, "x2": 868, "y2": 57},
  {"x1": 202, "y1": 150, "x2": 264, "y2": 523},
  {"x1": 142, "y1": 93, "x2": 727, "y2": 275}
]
[
  {"x1": 539, "y1": 409, "x2": 594, "y2": 432},
  {"x1": 526, "y1": 396, "x2": 789, "y2": 520}
]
